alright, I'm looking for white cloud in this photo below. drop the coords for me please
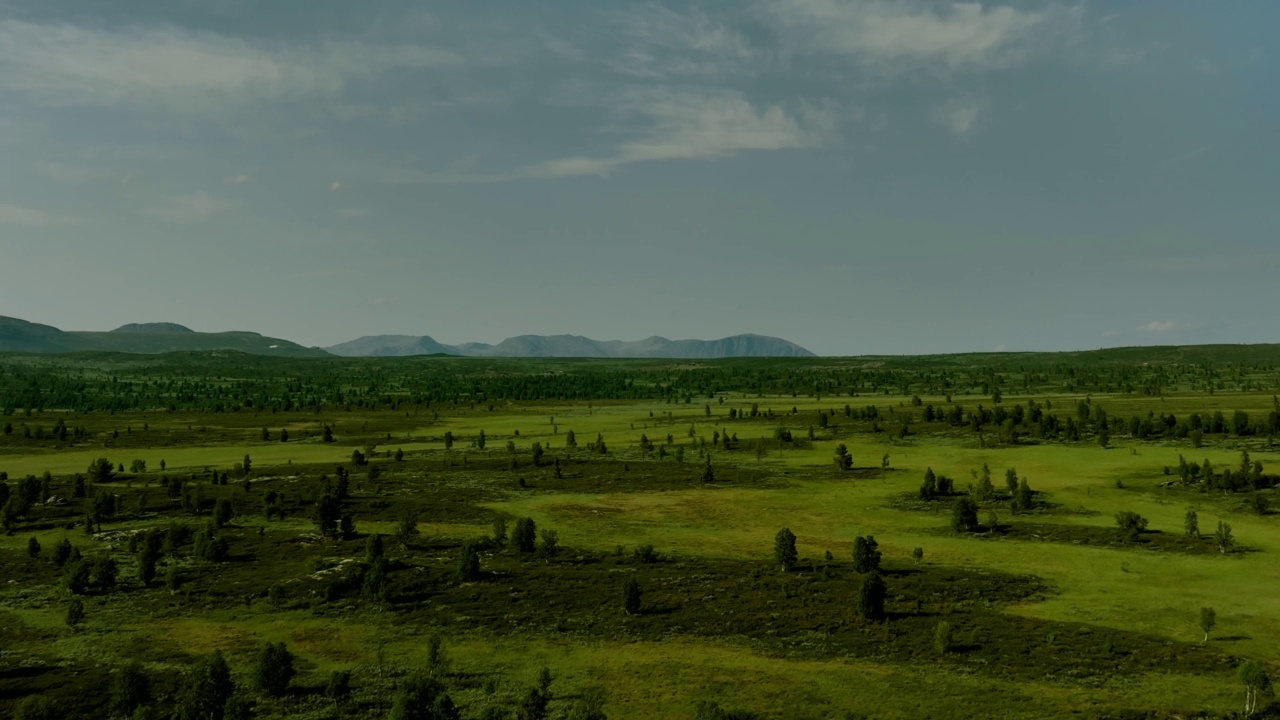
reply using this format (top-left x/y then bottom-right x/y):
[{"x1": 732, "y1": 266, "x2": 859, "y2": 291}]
[
  {"x1": 526, "y1": 88, "x2": 836, "y2": 178},
  {"x1": 0, "y1": 204, "x2": 78, "y2": 227},
  {"x1": 608, "y1": 5, "x2": 756, "y2": 78},
  {"x1": 224, "y1": 174, "x2": 252, "y2": 185},
  {"x1": 0, "y1": 20, "x2": 461, "y2": 110},
  {"x1": 760, "y1": 0, "x2": 1074, "y2": 74},
  {"x1": 143, "y1": 192, "x2": 230, "y2": 223},
  {"x1": 36, "y1": 162, "x2": 118, "y2": 183},
  {"x1": 1137, "y1": 320, "x2": 1176, "y2": 334},
  {"x1": 339, "y1": 208, "x2": 368, "y2": 218},
  {"x1": 931, "y1": 97, "x2": 986, "y2": 135},
  {"x1": 329, "y1": 181, "x2": 348, "y2": 192}
]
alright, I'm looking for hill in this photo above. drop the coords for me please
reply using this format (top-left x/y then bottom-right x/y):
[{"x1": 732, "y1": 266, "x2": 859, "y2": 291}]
[
  {"x1": 324, "y1": 333, "x2": 816, "y2": 358},
  {"x1": 0, "y1": 316, "x2": 327, "y2": 357}
]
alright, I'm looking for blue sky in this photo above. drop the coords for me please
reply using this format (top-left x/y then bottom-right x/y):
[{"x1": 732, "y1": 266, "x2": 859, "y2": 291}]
[{"x1": 0, "y1": 0, "x2": 1275, "y2": 354}]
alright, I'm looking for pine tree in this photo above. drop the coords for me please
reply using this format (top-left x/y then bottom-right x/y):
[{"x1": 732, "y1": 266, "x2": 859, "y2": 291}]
[{"x1": 774, "y1": 528, "x2": 798, "y2": 572}]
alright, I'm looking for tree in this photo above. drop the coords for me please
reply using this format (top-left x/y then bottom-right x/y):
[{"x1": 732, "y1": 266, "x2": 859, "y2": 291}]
[
  {"x1": 1012, "y1": 478, "x2": 1034, "y2": 512},
  {"x1": 1098, "y1": 424, "x2": 1110, "y2": 448},
  {"x1": 14, "y1": 697, "x2": 59, "y2": 720},
  {"x1": 112, "y1": 661, "x2": 151, "y2": 717},
  {"x1": 834, "y1": 444, "x2": 852, "y2": 472},
  {"x1": 1214, "y1": 521, "x2": 1234, "y2": 554},
  {"x1": 700, "y1": 458, "x2": 715, "y2": 483},
  {"x1": 395, "y1": 448, "x2": 405, "y2": 462},
  {"x1": 458, "y1": 542, "x2": 481, "y2": 581},
  {"x1": 1199, "y1": 606, "x2": 1216, "y2": 643},
  {"x1": 279, "y1": 429, "x2": 289, "y2": 443},
  {"x1": 212, "y1": 499, "x2": 234, "y2": 529},
  {"x1": 1114, "y1": 511, "x2": 1149, "y2": 542},
  {"x1": 395, "y1": 511, "x2": 420, "y2": 548},
  {"x1": 443, "y1": 431, "x2": 454, "y2": 450},
  {"x1": 537, "y1": 529, "x2": 560, "y2": 559},
  {"x1": 492, "y1": 517, "x2": 508, "y2": 547},
  {"x1": 27, "y1": 536, "x2": 40, "y2": 558},
  {"x1": 476, "y1": 430, "x2": 486, "y2": 450},
  {"x1": 65, "y1": 597, "x2": 85, "y2": 629},
  {"x1": 852, "y1": 535, "x2": 881, "y2": 574},
  {"x1": 622, "y1": 577, "x2": 642, "y2": 615},
  {"x1": 513, "y1": 517, "x2": 537, "y2": 553},
  {"x1": 88, "y1": 457, "x2": 115, "y2": 484},
  {"x1": 314, "y1": 493, "x2": 341, "y2": 537},
  {"x1": 934, "y1": 620, "x2": 953, "y2": 654},
  {"x1": 1185, "y1": 508, "x2": 1200, "y2": 538},
  {"x1": 388, "y1": 674, "x2": 446, "y2": 720},
  {"x1": 322, "y1": 425, "x2": 335, "y2": 443},
  {"x1": 912, "y1": 547, "x2": 924, "y2": 564},
  {"x1": 324, "y1": 670, "x2": 352, "y2": 703},
  {"x1": 975, "y1": 469, "x2": 995, "y2": 501},
  {"x1": 774, "y1": 528, "x2": 798, "y2": 572},
  {"x1": 176, "y1": 650, "x2": 233, "y2": 720},
  {"x1": 427, "y1": 633, "x2": 450, "y2": 677},
  {"x1": 1239, "y1": 660, "x2": 1271, "y2": 717},
  {"x1": 253, "y1": 642, "x2": 296, "y2": 697},
  {"x1": 365, "y1": 533, "x2": 384, "y2": 564},
  {"x1": 951, "y1": 497, "x2": 980, "y2": 533},
  {"x1": 919, "y1": 468, "x2": 938, "y2": 500},
  {"x1": 241, "y1": 454, "x2": 251, "y2": 476},
  {"x1": 857, "y1": 572, "x2": 886, "y2": 621}
]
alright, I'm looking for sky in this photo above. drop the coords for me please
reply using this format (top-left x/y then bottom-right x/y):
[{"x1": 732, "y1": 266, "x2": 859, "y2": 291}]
[{"x1": 0, "y1": 0, "x2": 1276, "y2": 356}]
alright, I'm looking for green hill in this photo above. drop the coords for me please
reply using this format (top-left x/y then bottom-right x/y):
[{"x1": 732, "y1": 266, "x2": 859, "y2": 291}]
[{"x1": 0, "y1": 316, "x2": 328, "y2": 357}]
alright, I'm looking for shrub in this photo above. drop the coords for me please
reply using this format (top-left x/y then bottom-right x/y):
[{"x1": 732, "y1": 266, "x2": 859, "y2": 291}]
[{"x1": 1114, "y1": 511, "x2": 1148, "y2": 541}]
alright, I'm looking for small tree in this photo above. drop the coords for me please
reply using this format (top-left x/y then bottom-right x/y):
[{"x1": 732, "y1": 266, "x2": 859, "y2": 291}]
[
  {"x1": 1199, "y1": 606, "x2": 1216, "y2": 643},
  {"x1": 1005, "y1": 468, "x2": 1019, "y2": 495},
  {"x1": 253, "y1": 642, "x2": 296, "y2": 697},
  {"x1": 65, "y1": 598, "x2": 85, "y2": 629},
  {"x1": 852, "y1": 535, "x2": 881, "y2": 574},
  {"x1": 1240, "y1": 660, "x2": 1271, "y2": 717},
  {"x1": 919, "y1": 467, "x2": 938, "y2": 500},
  {"x1": 388, "y1": 674, "x2": 446, "y2": 720},
  {"x1": 491, "y1": 517, "x2": 508, "y2": 547},
  {"x1": 1114, "y1": 511, "x2": 1149, "y2": 541},
  {"x1": 622, "y1": 577, "x2": 642, "y2": 615},
  {"x1": 27, "y1": 536, "x2": 40, "y2": 558},
  {"x1": 912, "y1": 547, "x2": 924, "y2": 564},
  {"x1": 951, "y1": 497, "x2": 980, "y2": 533},
  {"x1": 365, "y1": 533, "x2": 384, "y2": 563},
  {"x1": 856, "y1": 572, "x2": 886, "y2": 621},
  {"x1": 1184, "y1": 508, "x2": 1200, "y2": 538},
  {"x1": 324, "y1": 670, "x2": 352, "y2": 703},
  {"x1": 513, "y1": 517, "x2": 537, "y2": 553},
  {"x1": 212, "y1": 498, "x2": 234, "y2": 529},
  {"x1": 774, "y1": 528, "x2": 798, "y2": 572},
  {"x1": 933, "y1": 620, "x2": 953, "y2": 654},
  {"x1": 111, "y1": 662, "x2": 151, "y2": 717},
  {"x1": 538, "y1": 529, "x2": 560, "y2": 559},
  {"x1": 1214, "y1": 521, "x2": 1234, "y2": 554},
  {"x1": 458, "y1": 542, "x2": 481, "y2": 581},
  {"x1": 177, "y1": 650, "x2": 234, "y2": 720},
  {"x1": 1012, "y1": 478, "x2": 1034, "y2": 512}
]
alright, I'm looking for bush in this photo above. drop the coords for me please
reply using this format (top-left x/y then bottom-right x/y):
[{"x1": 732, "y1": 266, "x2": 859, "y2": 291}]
[
  {"x1": 1114, "y1": 511, "x2": 1148, "y2": 541},
  {"x1": 14, "y1": 696, "x2": 59, "y2": 720}
]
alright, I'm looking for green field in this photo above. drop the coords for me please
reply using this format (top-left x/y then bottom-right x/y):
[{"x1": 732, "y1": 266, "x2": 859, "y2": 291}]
[{"x1": 1, "y1": 352, "x2": 1277, "y2": 718}]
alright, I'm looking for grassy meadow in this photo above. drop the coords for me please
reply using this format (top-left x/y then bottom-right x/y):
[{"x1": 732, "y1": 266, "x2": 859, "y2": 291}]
[{"x1": 0, "y1": 353, "x2": 1277, "y2": 718}]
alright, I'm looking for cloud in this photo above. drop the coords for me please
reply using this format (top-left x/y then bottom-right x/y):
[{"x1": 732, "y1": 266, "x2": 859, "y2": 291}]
[
  {"x1": 339, "y1": 208, "x2": 368, "y2": 218},
  {"x1": 0, "y1": 20, "x2": 461, "y2": 110},
  {"x1": 931, "y1": 97, "x2": 986, "y2": 135},
  {"x1": 1137, "y1": 320, "x2": 1176, "y2": 334},
  {"x1": 1102, "y1": 329, "x2": 1121, "y2": 337},
  {"x1": 224, "y1": 174, "x2": 252, "y2": 185},
  {"x1": 143, "y1": 192, "x2": 230, "y2": 223},
  {"x1": 36, "y1": 162, "x2": 119, "y2": 183},
  {"x1": 760, "y1": 0, "x2": 1074, "y2": 74},
  {"x1": 607, "y1": 5, "x2": 756, "y2": 78},
  {"x1": 329, "y1": 181, "x2": 348, "y2": 192},
  {"x1": 0, "y1": 204, "x2": 78, "y2": 227},
  {"x1": 525, "y1": 88, "x2": 836, "y2": 179}
]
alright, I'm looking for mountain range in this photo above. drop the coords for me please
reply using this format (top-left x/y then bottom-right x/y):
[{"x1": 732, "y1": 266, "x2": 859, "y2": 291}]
[
  {"x1": 0, "y1": 316, "x2": 815, "y2": 358},
  {"x1": 0, "y1": 316, "x2": 327, "y2": 357},
  {"x1": 323, "y1": 333, "x2": 815, "y2": 358}
]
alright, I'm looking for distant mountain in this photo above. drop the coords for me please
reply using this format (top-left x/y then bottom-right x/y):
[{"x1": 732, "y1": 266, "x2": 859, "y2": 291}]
[
  {"x1": 112, "y1": 322, "x2": 194, "y2": 333},
  {"x1": 0, "y1": 316, "x2": 327, "y2": 357},
  {"x1": 325, "y1": 332, "x2": 815, "y2": 358}
]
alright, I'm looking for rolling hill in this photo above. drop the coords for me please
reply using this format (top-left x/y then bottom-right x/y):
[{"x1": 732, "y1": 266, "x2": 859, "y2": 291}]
[
  {"x1": 0, "y1": 316, "x2": 328, "y2": 357},
  {"x1": 324, "y1": 333, "x2": 816, "y2": 358}
]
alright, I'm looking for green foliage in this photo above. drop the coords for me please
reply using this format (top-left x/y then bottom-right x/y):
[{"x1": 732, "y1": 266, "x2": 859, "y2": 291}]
[
  {"x1": 513, "y1": 517, "x2": 537, "y2": 554},
  {"x1": 773, "y1": 528, "x2": 798, "y2": 571},
  {"x1": 1239, "y1": 660, "x2": 1271, "y2": 717},
  {"x1": 856, "y1": 573, "x2": 886, "y2": 621},
  {"x1": 912, "y1": 547, "x2": 924, "y2": 564},
  {"x1": 633, "y1": 544, "x2": 659, "y2": 563},
  {"x1": 852, "y1": 535, "x2": 880, "y2": 574},
  {"x1": 252, "y1": 642, "x2": 296, "y2": 697},
  {"x1": 112, "y1": 662, "x2": 151, "y2": 717},
  {"x1": 14, "y1": 696, "x2": 59, "y2": 720},
  {"x1": 26, "y1": 535, "x2": 40, "y2": 558},
  {"x1": 65, "y1": 597, "x2": 84, "y2": 628},
  {"x1": 1199, "y1": 606, "x2": 1216, "y2": 643},
  {"x1": 622, "y1": 577, "x2": 642, "y2": 615},
  {"x1": 324, "y1": 670, "x2": 352, "y2": 702},
  {"x1": 175, "y1": 650, "x2": 234, "y2": 720},
  {"x1": 1114, "y1": 511, "x2": 1149, "y2": 541},
  {"x1": 458, "y1": 542, "x2": 482, "y2": 581},
  {"x1": 951, "y1": 497, "x2": 980, "y2": 533},
  {"x1": 387, "y1": 674, "x2": 448, "y2": 720},
  {"x1": 1214, "y1": 521, "x2": 1234, "y2": 554},
  {"x1": 934, "y1": 620, "x2": 953, "y2": 654},
  {"x1": 694, "y1": 701, "x2": 760, "y2": 720},
  {"x1": 537, "y1": 529, "x2": 560, "y2": 559},
  {"x1": 1184, "y1": 508, "x2": 1199, "y2": 538}
]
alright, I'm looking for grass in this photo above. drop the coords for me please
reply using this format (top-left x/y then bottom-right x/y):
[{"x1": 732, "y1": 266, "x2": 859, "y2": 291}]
[{"x1": 2, "y1": 383, "x2": 1278, "y2": 718}]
